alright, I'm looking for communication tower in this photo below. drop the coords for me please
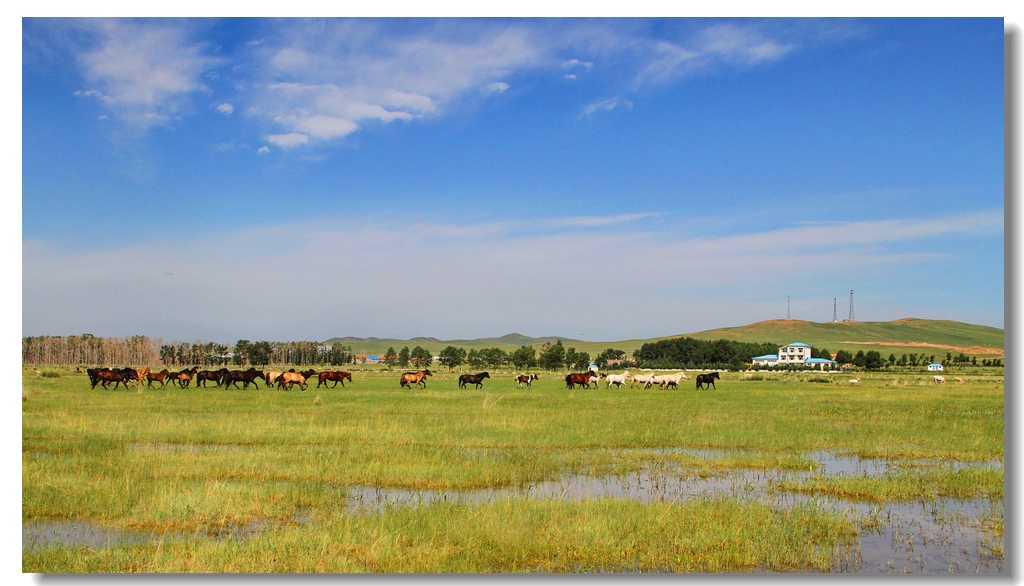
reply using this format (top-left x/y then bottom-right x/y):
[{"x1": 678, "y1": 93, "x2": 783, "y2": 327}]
[
  {"x1": 833, "y1": 298, "x2": 837, "y2": 322},
  {"x1": 848, "y1": 290, "x2": 855, "y2": 322}
]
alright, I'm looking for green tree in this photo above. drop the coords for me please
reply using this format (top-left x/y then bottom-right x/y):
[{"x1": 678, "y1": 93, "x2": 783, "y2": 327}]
[
  {"x1": 853, "y1": 350, "x2": 866, "y2": 368},
  {"x1": 510, "y1": 345, "x2": 536, "y2": 370},
  {"x1": 864, "y1": 351, "x2": 883, "y2": 370},
  {"x1": 381, "y1": 347, "x2": 399, "y2": 369},
  {"x1": 467, "y1": 349, "x2": 486, "y2": 369},
  {"x1": 438, "y1": 346, "x2": 467, "y2": 371},
  {"x1": 834, "y1": 349, "x2": 854, "y2": 365},
  {"x1": 481, "y1": 347, "x2": 508, "y2": 369},
  {"x1": 573, "y1": 351, "x2": 592, "y2": 371},
  {"x1": 410, "y1": 346, "x2": 432, "y2": 369},
  {"x1": 563, "y1": 347, "x2": 579, "y2": 372},
  {"x1": 398, "y1": 346, "x2": 411, "y2": 368},
  {"x1": 249, "y1": 341, "x2": 272, "y2": 366},
  {"x1": 595, "y1": 348, "x2": 626, "y2": 370},
  {"x1": 538, "y1": 341, "x2": 565, "y2": 371},
  {"x1": 233, "y1": 340, "x2": 251, "y2": 365}
]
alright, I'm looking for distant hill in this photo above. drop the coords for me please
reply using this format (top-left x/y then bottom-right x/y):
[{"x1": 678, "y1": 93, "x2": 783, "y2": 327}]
[
  {"x1": 323, "y1": 319, "x2": 1003, "y2": 359},
  {"x1": 684, "y1": 319, "x2": 1004, "y2": 358}
]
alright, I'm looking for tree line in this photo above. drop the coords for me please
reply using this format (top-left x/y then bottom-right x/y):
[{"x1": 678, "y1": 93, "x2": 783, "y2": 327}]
[{"x1": 22, "y1": 335, "x2": 355, "y2": 367}]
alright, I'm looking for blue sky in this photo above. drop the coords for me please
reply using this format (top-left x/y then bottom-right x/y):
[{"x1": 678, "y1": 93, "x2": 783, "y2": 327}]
[{"x1": 21, "y1": 17, "x2": 1006, "y2": 343}]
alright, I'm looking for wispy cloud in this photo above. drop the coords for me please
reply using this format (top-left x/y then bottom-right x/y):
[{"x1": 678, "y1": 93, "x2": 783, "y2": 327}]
[
  {"x1": 582, "y1": 97, "x2": 633, "y2": 116},
  {"x1": 69, "y1": 19, "x2": 219, "y2": 130}
]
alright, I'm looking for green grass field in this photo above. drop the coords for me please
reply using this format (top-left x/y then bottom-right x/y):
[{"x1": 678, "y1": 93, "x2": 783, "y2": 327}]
[{"x1": 22, "y1": 366, "x2": 1004, "y2": 572}]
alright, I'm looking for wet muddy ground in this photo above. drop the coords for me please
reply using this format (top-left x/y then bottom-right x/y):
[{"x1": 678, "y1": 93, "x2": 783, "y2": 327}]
[{"x1": 23, "y1": 449, "x2": 1003, "y2": 574}]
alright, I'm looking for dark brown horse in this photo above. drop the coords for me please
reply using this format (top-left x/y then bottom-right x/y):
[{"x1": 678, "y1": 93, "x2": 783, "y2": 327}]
[
  {"x1": 317, "y1": 371, "x2": 353, "y2": 388},
  {"x1": 93, "y1": 367, "x2": 139, "y2": 390},
  {"x1": 196, "y1": 368, "x2": 230, "y2": 387},
  {"x1": 223, "y1": 368, "x2": 267, "y2": 390},
  {"x1": 458, "y1": 372, "x2": 490, "y2": 389},
  {"x1": 696, "y1": 372, "x2": 720, "y2": 390},
  {"x1": 399, "y1": 369, "x2": 432, "y2": 389}
]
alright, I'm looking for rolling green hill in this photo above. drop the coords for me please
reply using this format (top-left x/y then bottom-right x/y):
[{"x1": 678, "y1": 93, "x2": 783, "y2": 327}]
[{"x1": 324, "y1": 318, "x2": 1004, "y2": 360}]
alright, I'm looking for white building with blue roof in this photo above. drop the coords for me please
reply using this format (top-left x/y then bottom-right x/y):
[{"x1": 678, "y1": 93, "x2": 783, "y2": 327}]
[
  {"x1": 778, "y1": 342, "x2": 812, "y2": 365},
  {"x1": 751, "y1": 343, "x2": 836, "y2": 370}
]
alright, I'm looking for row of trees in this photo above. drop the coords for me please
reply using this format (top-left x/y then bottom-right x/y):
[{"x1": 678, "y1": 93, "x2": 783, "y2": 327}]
[
  {"x1": 424, "y1": 341, "x2": 628, "y2": 372},
  {"x1": 22, "y1": 335, "x2": 354, "y2": 367},
  {"x1": 632, "y1": 338, "x2": 781, "y2": 370}
]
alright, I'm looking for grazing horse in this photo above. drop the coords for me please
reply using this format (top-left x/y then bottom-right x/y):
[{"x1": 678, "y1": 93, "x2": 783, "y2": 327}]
[
  {"x1": 400, "y1": 369, "x2": 432, "y2": 389},
  {"x1": 696, "y1": 372, "x2": 720, "y2": 390},
  {"x1": 933, "y1": 375, "x2": 946, "y2": 384},
  {"x1": 276, "y1": 369, "x2": 317, "y2": 391},
  {"x1": 223, "y1": 368, "x2": 267, "y2": 390},
  {"x1": 459, "y1": 372, "x2": 490, "y2": 389},
  {"x1": 146, "y1": 369, "x2": 171, "y2": 388},
  {"x1": 196, "y1": 368, "x2": 230, "y2": 387},
  {"x1": 514, "y1": 374, "x2": 539, "y2": 388},
  {"x1": 565, "y1": 371, "x2": 598, "y2": 389},
  {"x1": 317, "y1": 371, "x2": 353, "y2": 388}
]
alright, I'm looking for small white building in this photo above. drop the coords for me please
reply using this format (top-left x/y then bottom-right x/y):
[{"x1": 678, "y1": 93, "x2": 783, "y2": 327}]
[
  {"x1": 751, "y1": 354, "x2": 779, "y2": 367},
  {"x1": 927, "y1": 363, "x2": 944, "y2": 371}
]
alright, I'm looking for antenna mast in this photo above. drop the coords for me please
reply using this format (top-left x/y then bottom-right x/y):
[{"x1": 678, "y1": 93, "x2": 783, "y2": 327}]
[
  {"x1": 833, "y1": 298, "x2": 837, "y2": 322},
  {"x1": 787, "y1": 296, "x2": 791, "y2": 320},
  {"x1": 848, "y1": 290, "x2": 855, "y2": 322}
]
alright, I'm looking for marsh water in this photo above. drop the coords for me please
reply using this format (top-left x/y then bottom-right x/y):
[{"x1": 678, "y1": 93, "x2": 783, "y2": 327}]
[{"x1": 23, "y1": 449, "x2": 1003, "y2": 574}]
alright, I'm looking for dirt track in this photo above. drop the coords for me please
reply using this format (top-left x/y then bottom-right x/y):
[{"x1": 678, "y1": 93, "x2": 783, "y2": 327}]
[{"x1": 840, "y1": 341, "x2": 1003, "y2": 356}]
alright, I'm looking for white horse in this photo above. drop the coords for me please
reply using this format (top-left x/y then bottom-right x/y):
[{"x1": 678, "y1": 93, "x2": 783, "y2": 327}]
[
  {"x1": 630, "y1": 373, "x2": 657, "y2": 389},
  {"x1": 605, "y1": 371, "x2": 628, "y2": 389}
]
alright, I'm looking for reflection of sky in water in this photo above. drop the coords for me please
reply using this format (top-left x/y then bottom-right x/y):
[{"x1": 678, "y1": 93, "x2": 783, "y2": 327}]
[{"x1": 23, "y1": 450, "x2": 1003, "y2": 573}]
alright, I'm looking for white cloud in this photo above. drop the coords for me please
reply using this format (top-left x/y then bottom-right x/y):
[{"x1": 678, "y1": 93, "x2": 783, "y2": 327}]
[
  {"x1": 562, "y1": 58, "x2": 593, "y2": 69},
  {"x1": 216, "y1": 102, "x2": 234, "y2": 115},
  {"x1": 257, "y1": 146, "x2": 270, "y2": 155},
  {"x1": 246, "y1": 21, "x2": 545, "y2": 146},
  {"x1": 582, "y1": 97, "x2": 633, "y2": 116},
  {"x1": 266, "y1": 133, "x2": 309, "y2": 147},
  {"x1": 70, "y1": 19, "x2": 219, "y2": 130}
]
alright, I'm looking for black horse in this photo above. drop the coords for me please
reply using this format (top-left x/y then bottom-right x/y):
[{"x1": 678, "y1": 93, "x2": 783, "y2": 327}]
[
  {"x1": 458, "y1": 372, "x2": 490, "y2": 389},
  {"x1": 696, "y1": 372, "x2": 720, "y2": 390}
]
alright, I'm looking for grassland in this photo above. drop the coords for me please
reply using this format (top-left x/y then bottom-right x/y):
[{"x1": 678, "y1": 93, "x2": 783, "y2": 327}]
[
  {"x1": 325, "y1": 318, "x2": 1004, "y2": 360},
  {"x1": 23, "y1": 365, "x2": 1004, "y2": 573}
]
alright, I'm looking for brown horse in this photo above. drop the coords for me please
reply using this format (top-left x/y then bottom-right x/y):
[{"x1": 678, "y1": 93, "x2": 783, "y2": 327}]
[
  {"x1": 146, "y1": 369, "x2": 171, "y2": 388},
  {"x1": 400, "y1": 369, "x2": 432, "y2": 389},
  {"x1": 169, "y1": 367, "x2": 199, "y2": 388},
  {"x1": 565, "y1": 371, "x2": 598, "y2": 389},
  {"x1": 94, "y1": 368, "x2": 139, "y2": 390},
  {"x1": 317, "y1": 371, "x2": 353, "y2": 388}
]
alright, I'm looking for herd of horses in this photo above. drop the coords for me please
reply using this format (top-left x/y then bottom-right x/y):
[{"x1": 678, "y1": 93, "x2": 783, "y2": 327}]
[
  {"x1": 85, "y1": 366, "x2": 352, "y2": 391},
  {"x1": 84, "y1": 366, "x2": 723, "y2": 392}
]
